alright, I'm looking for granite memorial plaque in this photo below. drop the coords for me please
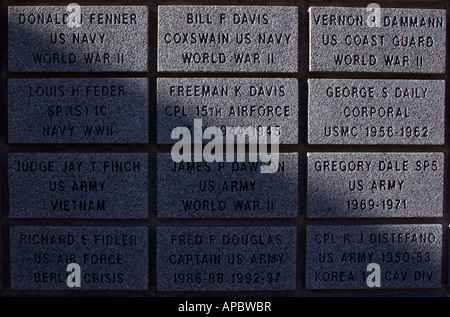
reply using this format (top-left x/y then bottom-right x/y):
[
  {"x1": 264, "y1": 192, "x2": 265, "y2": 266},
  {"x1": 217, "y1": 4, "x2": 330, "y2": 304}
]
[
  {"x1": 158, "y1": 6, "x2": 298, "y2": 72},
  {"x1": 306, "y1": 224, "x2": 442, "y2": 289},
  {"x1": 307, "y1": 152, "x2": 443, "y2": 218},
  {"x1": 10, "y1": 226, "x2": 148, "y2": 290},
  {"x1": 157, "y1": 153, "x2": 297, "y2": 218},
  {"x1": 8, "y1": 6, "x2": 148, "y2": 72},
  {"x1": 157, "y1": 226, "x2": 296, "y2": 291},
  {"x1": 308, "y1": 79, "x2": 445, "y2": 144},
  {"x1": 8, "y1": 78, "x2": 148, "y2": 143},
  {"x1": 8, "y1": 153, "x2": 147, "y2": 218},
  {"x1": 309, "y1": 7, "x2": 446, "y2": 73},
  {"x1": 157, "y1": 78, "x2": 298, "y2": 144}
]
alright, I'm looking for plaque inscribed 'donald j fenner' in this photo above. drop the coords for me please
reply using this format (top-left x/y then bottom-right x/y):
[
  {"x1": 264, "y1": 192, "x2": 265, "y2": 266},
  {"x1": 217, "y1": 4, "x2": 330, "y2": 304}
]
[{"x1": 8, "y1": 6, "x2": 148, "y2": 72}]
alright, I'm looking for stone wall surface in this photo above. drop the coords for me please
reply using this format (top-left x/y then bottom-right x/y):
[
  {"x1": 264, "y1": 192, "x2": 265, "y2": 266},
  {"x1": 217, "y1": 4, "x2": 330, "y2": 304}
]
[{"x1": 0, "y1": 0, "x2": 449, "y2": 299}]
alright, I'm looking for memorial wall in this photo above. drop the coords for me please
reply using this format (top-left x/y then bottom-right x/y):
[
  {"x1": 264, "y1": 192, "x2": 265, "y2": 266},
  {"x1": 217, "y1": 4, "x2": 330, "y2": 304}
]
[{"x1": 0, "y1": 0, "x2": 449, "y2": 300}]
